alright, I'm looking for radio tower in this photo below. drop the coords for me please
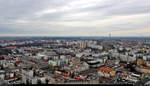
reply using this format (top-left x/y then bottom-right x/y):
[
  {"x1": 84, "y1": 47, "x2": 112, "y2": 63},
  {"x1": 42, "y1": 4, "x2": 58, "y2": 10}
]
[{"x1": 109, "y1": 33, "x2": 111, "y2": 40}]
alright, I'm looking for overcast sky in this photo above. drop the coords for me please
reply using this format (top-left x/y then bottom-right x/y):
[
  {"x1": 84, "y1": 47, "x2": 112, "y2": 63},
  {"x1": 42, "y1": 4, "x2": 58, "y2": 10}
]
[{"x1": 0, "y1": 0, "x2": 150, "y2": 36}]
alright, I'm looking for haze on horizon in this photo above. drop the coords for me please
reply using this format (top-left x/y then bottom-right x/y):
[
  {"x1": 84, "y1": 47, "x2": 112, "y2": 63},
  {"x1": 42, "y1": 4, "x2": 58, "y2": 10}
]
[{"x1": 0, "y1": 0, "x2": 150, "y2": 37}]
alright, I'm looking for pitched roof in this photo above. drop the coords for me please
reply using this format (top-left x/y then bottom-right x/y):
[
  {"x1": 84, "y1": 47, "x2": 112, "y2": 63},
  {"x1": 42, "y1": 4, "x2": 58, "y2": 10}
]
[
  {"x1": 99, "y1": 67, "x2": 114, "y2": 73},
  {"x1": 6, "y1": 58, "x2": 12, "y2": 61},
  {"x1": 5, "y1": 75, "x2": 20, "y2": 80}
]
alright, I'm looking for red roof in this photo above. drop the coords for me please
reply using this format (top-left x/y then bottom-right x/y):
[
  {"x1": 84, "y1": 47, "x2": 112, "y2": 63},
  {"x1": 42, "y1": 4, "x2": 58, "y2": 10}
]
[
  {"x1": 99, "y1": 67, "x2": 114, "y2": 73},
  {"x1": 15, "y1": 60, "x2": 22, "y2": 64},
  {"x1": 64, "y1": 78, "x2": 67, "y2": 81},
  {"x1": 6, "y1": 46, "x2": 17, "y2": 49},
  {"x1": 29, "y1": 50, "x2": 40, "y2": 53},
  {"x1": 77, "y1": 64, "x2": 81, "y2": 68},
  {"x1": 119, "y1": 74, "x2": 128, "y2": 78},
  {"x1": 6, "y1": 58, "x2": 12, "y2": 61},
  {"x1": 45, "y1": 40, "x2": 56, "y2": 42},
  {"x1": 70, "y1": 68, "x2": 74, "y2": 71},
  {"x1": 74, "y1": 76, "x2": 82, "y2": 80},
  {"x1": 62, "y1": 73, "x2": 69, "y2": 77},
  {"x1": 53, "y1": 75, "x2": 60, "y2": 78},
  {"x1": 82, "y1": 74, "x2": 87, "y2": 76},
  {"x1": 5, "y1": 75, "x2": 20, "y2": 80},
  {"x1": 43, "y1": 59, "x2": 48, "y2": 62}
]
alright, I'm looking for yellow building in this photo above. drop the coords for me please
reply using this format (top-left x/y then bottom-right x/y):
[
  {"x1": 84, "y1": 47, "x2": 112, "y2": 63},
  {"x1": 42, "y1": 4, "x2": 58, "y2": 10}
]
[
  {"x1": 141, "y1": 67, "x2": 150, "y2": 74},
  {"x1": 137, "y1": 60, "x2": 146, "y2": 66}
]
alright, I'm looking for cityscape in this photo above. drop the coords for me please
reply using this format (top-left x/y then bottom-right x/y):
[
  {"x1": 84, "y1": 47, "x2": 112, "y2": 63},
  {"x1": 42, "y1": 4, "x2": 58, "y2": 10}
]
[
  {"x1": 0, "y1": 0, "x2": 150, "y2": 85},
  {"x1": 0, "y1": 37, "x2": 150, "y2": 85}
]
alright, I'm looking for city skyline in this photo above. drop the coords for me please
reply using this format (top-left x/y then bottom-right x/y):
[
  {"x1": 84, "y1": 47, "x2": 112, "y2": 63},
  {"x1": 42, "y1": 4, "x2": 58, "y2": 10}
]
[{"x1": 0, "y1": 0, "x2": 150, "y2": 36}]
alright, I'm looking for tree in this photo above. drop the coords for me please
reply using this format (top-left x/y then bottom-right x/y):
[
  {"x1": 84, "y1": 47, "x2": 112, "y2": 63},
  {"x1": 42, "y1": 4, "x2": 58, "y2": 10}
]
[
  {"x1": 46, "y1": 79, "x2": 49, "y2": 84},
  {"x1": 37, "y1": 79, "x2": 41, "y2": 84}
]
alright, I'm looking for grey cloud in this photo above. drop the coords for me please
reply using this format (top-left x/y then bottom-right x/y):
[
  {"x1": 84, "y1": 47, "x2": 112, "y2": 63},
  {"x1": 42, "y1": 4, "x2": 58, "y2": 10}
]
[{"x1": 0, "y1": 0, "x2": 150, "y2": 36}]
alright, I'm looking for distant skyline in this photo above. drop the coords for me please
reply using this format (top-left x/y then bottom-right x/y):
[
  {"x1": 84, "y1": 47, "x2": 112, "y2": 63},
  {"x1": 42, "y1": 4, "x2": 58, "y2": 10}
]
[{"x1": 0, "y1": 0, "x2": 150, "y2": 36}]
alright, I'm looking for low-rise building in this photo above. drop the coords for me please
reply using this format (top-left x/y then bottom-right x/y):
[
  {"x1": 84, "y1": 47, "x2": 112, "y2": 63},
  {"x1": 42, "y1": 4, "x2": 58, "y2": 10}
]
[{"x1": 98, "y1": 67, "x2": 116, "y2": 79}]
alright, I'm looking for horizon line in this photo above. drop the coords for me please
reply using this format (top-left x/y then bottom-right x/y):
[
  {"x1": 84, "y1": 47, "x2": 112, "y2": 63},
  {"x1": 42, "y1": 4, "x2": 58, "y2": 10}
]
[{"x1": 0, "y1": 36, "x2": 150, "y2": 38}]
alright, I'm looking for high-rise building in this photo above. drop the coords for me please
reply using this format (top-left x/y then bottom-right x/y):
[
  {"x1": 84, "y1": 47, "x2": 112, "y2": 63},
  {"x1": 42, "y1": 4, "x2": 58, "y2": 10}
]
[{"x1": 80, "y1": 42, "x2": 87, "y2": 49}]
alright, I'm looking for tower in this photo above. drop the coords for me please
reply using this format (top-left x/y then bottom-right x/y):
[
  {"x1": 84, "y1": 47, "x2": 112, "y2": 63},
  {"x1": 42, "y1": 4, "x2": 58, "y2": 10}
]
[{"x1": 109, "y1": 33, "x2": 111, "y2": 39}]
